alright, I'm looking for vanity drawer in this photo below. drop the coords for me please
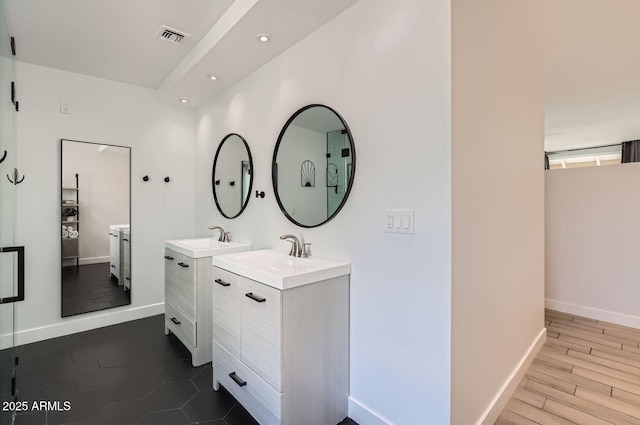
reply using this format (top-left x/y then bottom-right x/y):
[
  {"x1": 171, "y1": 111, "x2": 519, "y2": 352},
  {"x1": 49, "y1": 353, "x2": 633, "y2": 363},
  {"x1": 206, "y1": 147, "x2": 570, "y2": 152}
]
[
  {"x1": 110, "y1": 262, "x2": 120, "y2": 280},
  {"x1": 213, "y1": 339, "x2": 281, "y2": 425},
  {"x1": 240, "y1": 278, "x2": 282, "y2": 392},
  {"x1": 166, "y1": 302, "x2": 196, "y2": 349},
  {"x1": 212, "y1": 268, "x2": 242, "y2": 358}
]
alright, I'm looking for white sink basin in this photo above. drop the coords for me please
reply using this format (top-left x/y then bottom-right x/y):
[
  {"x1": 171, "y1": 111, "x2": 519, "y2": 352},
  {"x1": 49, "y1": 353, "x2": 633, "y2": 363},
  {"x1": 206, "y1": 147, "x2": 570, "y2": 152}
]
[
  {"x1": 211, "y1": 249, "x2": 350, "y2": 290},
  {"x1": 165, "y1": 238, "x2": 251, "y2": 258}
]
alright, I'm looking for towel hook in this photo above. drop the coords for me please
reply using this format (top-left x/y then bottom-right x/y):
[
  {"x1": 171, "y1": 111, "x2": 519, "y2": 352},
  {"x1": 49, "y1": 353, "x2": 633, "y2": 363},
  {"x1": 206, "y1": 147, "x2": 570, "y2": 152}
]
[{"x1": 7, "y1": 168, "x2": 24, "y2": 185}]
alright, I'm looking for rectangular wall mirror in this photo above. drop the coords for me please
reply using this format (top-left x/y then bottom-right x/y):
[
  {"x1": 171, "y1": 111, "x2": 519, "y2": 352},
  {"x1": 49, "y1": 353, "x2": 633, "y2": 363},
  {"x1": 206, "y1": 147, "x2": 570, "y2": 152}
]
[{"x1": 61, "y1": 139, "x2": 131, "y2": 317}]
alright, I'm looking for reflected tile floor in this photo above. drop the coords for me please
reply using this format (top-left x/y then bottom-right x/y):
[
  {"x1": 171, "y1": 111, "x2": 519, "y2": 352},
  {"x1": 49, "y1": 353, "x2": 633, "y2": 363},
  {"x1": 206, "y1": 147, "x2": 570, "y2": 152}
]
[
  {"x1": 61, "y1": 263, "x2": 130, "y2": 317},
  {"x1": 2, "y1": 314, "x2": 358, "y2": 425}
]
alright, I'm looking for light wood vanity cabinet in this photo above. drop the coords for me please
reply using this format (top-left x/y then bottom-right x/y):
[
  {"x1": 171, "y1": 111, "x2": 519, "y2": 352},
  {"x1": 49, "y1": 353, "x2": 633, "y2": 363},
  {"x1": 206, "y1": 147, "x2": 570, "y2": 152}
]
[
  {"x1": 164, "y1": 248, "x2": 212, "y2": 367},
  {"x1": 211, "y1": 266, "x2": 349, "y2": 425}
]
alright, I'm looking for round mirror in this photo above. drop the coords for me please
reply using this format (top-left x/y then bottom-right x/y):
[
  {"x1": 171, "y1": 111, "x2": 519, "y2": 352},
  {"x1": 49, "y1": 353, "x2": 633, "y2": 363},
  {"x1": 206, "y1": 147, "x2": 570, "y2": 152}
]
[
  {"x1": 272, "y1": 104, "x2": 356, "y2": 228},
  {"x1": 212, "y1": 133, "x2": 253, "y2": 219}
]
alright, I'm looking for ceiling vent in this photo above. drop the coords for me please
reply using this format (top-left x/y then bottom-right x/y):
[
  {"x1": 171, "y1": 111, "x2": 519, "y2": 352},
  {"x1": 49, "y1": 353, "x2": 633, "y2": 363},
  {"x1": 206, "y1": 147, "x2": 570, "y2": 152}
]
[{"x1": 156, "y1": 25, "x2": 191, "y2": 45}]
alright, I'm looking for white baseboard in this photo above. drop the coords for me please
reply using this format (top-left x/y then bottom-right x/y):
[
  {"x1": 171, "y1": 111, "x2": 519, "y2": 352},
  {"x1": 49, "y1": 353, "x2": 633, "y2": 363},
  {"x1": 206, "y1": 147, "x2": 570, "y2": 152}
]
[
  {"x1": 478, "y1": 327, "x2": 547, "y2": 425},
  {"x1": 546, "y1": 299, "x2": 640, "y2": 329},
  {"x1": 79, "y1": 256, "x2": 110, "y2": 265},
  {"x1": 348, "y1": 397, "x2": 393, "y2": 425},
  {"x1": 0, "y1": 303, "x2": 165, "y2": 349}
]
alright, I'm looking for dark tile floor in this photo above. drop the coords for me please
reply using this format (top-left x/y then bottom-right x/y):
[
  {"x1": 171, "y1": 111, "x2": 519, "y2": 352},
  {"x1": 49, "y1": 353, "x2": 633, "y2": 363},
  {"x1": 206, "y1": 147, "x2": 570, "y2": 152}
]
[
  {"x1": 2, "y1": 314, "x2": 359, "y2": 425},
  {"x1": 62, "y1": 263, "x2": 130, "y2": 317}
]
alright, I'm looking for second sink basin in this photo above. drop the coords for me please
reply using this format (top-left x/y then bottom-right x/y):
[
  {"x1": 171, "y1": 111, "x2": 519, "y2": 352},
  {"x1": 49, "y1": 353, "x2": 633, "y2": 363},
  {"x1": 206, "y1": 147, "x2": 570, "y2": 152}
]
[
  {"x1": 211, "y1": 249, "x2": 350, "y2": 289},
  {"x1": 165, "y1": 238, "x2": 251, "y2": 258}
]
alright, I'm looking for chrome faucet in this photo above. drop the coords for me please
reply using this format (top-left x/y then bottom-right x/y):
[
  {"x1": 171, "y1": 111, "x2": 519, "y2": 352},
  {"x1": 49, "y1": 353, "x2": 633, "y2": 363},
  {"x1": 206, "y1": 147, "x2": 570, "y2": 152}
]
[
  {"x1": 208, "y1": 226, "x2": 227, "y2": 242},
  {"x1": 280, "y1": 234, "x2": 301, "y2": 257}
]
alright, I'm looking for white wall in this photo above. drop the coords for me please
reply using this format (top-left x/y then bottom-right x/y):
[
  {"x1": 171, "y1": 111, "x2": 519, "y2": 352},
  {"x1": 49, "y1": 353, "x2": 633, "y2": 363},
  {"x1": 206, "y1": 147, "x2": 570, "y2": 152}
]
[
  {"x1": 451, "y1": 0, "x2": 546, "y2": 423},
  {"x1": 62, "y1": 141, "x2": 130, "y2": 263},
  {"x1": 13, "y1": 62, "x2": 196, "y2": 343},
  {"x1": 277, "y1": 125, "x2": 326, "y2": 224},
  {"x1": 194, "y1": 0, "x2": 451, "y2": 423},
  {"x1": 546, "y1": 163, "x2": 640, "y2": 327}
]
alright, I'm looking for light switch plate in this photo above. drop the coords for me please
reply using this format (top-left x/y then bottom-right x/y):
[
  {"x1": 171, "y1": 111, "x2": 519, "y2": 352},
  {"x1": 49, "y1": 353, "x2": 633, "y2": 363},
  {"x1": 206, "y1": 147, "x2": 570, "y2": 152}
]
[{"x1": 384, "y1": 209, "x2": 414, "y2": 234}]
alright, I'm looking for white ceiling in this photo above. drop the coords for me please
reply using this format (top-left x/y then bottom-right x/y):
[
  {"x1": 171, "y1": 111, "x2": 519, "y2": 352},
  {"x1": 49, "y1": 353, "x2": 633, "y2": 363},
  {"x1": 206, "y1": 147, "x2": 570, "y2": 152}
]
[
  {"x1": 6, "y1": 0, "x2": 638, "y2": 151},
  {"x1": 5, "y1": 0, "x2": 360, "y2": 108}
]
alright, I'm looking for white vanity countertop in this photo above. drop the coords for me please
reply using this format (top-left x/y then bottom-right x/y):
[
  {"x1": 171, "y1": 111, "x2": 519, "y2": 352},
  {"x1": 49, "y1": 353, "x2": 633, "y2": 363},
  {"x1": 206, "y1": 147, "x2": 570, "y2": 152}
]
[
  {"x1": 211, "y1": 248, "x2": 351, "y2": 290},
  {"x1": 165, "y1": 238, "x2": 251, "y2": 259}
]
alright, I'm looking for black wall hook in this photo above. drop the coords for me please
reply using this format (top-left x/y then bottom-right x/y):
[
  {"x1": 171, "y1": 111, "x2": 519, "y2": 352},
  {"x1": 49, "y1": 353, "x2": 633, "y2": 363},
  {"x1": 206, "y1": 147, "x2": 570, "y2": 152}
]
[
  {"x1": 229, "y1": 181, "x2": 235, "y2": 186},
  {"x1": 0, "y1": 150, "x2": 6, "y2": 164},
  {"x1": 255, "y1": 190, "x2": 265, "y2": 198},
  {"x1": 7, "y1": 168, "x2": 24, "y2": 185},
  {"x1": 215, "y1": 179, "x2": 220, "y2": 185},
  {"x1": 142, "y1": 175, "x2": 149, "y2": 182},
  {"x1": 164, "y1": 177, "x2": 170, "y2": 183}
]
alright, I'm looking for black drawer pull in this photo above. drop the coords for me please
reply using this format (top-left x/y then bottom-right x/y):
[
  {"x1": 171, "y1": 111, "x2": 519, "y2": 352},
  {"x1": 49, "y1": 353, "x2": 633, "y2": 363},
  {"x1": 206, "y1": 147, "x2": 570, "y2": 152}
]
[
  {"x1": 171, "y1": 317, "x2": 181, "y2": 325},
  {"x1": 123, "y1": 238, "x2": 129, "y2": 242},
  {"x1": 229, "y1": 372, "x2": 246, "y2": 387},
  {"x1": 178, "y1": 262, "x2": 189, "y2": 268},
  {"x1": 245, "y1": 292, "x2": 265, "y2": 303},
  {"x1": 111, "y1": 265, "x2": 115, "y2": 268},
  {"x1": 164, "y1": 255, "x2": 174, "y2": 260},
  {"x1": 215, "y1": 278, "x2": 230, "y2": 287},
  {"x1": 125, "y1": 277, "x2": 130, "y2": 281}
]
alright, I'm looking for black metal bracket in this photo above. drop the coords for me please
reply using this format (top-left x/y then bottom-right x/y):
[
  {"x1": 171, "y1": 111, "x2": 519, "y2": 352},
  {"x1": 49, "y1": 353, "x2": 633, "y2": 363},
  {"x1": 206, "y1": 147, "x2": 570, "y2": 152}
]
[
  {"x1": 7, "y1": 168, "x2": 24, "y2": 185},
  {"x1": 255, "y1": 190, "x2": 265, "y2": 198},
  {"x1": 0, "y1": 150, "x2": 6, "y2": 164},
  {"x1": 10, "y1": 82, "x2": 18, "y2": 112},
  {"x1": 0, "y1": 246, "x2": 25, "y2": 304}
]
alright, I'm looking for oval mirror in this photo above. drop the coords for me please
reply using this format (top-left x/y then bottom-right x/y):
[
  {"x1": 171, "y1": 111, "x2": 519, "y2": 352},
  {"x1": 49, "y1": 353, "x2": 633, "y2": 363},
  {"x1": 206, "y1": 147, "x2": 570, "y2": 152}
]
[
  {"x1": 212, "y1": 133, "x2": 253, "y2": 219},
  {"x1": 272, "y1": 104, "x2": 356, "y2": 227}
]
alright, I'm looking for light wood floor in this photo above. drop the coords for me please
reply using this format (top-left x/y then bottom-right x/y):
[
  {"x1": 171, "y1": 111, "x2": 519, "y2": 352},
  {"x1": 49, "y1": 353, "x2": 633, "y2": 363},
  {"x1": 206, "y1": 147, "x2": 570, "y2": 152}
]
[{"x1": 495, "y1": 309, "x2": 640, "y2": 425}]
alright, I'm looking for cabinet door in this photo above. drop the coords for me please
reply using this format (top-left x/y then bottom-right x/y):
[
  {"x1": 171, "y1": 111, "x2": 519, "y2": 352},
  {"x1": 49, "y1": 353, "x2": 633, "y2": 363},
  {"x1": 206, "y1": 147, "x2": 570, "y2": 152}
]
[
  {"x1": 164, "y1": 249, "x2": 196, "y2": 321},
  {"x1": 164, "y1": 248, "x2": 177, "y2": 285},
  {"x1": 240, "y1": 278, "x2": 282, "y2": 392},
  {"x1": 212, "y1": 268, "x2": 242, "y2": 358}
]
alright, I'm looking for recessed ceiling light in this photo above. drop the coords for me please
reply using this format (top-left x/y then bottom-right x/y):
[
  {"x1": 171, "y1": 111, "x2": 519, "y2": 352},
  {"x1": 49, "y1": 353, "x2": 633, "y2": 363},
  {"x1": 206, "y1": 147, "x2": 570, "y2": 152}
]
[
  {"x1": 179, "y1": 98, "x2": 189, "y2": 103},
  {"x1": 207, "y1": 75, "x2": 218, "y2": 81},
  {"x1": 256, "y1": 34, "x2": 270, "y2": 43}
]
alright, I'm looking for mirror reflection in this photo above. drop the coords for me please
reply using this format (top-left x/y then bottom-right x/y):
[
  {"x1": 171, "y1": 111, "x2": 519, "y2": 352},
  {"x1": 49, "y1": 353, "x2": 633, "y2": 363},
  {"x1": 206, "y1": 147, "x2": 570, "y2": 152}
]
[
  {"x1": 212, "y1": 133, "x2": 253, "y2": 219},
  {"x1": 61, "y1": 139, "x2": 131, "y2": 317},
  {"x1": 273, "y1": 104, "x2": 355, "y2": 227}
]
